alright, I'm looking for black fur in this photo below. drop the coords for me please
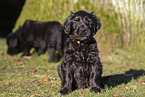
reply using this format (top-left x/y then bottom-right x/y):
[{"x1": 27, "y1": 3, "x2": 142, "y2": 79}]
[
  {"x1": 57, "y1": 10, "x2": 102, "y2": 94},
  {"x1": 7, "y1": 20, "x2": 65, "y2": 62}
]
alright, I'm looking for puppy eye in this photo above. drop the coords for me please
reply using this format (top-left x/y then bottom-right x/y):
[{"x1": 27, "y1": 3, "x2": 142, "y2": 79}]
[
  {"x1": 85, "y1": 17, "x2": 92, "y2": 22},
  {"x1": 74, "y1": 18, "x2": 80, "y2": 22},
  {"x1": 85, "y1": 18, "x2": 88, "y2": 21}
]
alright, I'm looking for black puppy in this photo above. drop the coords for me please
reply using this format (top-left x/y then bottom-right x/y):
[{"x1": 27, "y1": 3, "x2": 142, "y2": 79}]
[
  {"x1": 57, "y1": 10, "x2": 102, "y2": 94},
  {"x1": 7, "y1": 20, "x2": 65, "y2": 62}
]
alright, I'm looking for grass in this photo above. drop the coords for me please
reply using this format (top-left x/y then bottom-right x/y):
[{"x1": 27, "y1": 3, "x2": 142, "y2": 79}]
[
  {"x1": 0, "y1": 38, "x2": 145, "y2": 97},
  {"x1": 1, "y1": 0, "x2": 145, "y2": 96}
]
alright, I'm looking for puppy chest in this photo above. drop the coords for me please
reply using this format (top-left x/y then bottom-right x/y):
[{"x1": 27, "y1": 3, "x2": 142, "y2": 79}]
[{"x1": 72, "y1": 44, "x2": 90, "y2": 64}]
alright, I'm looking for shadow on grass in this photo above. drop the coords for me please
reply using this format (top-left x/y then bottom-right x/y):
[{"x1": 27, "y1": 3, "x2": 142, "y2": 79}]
[{"x1": 101, "y1": 69, "x2": 145, "y2": 88}]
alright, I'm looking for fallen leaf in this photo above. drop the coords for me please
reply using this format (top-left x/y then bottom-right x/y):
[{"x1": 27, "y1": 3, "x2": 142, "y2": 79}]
[
  {"x1": 132, "y1": 86, "x2": 137, "y2": 89},
  {"x1": 114, "y1": 94, "x2": 119, "y2": 97},
  {"x1": 23, "y1": 56, "x2": 32, "y2": 59},
  {"x1": 43, "y1": 77, "x2": 51, "y2": 82},
  {"x1": 14, "y1": 61, "x2": 23, "y2": 65},
  {"x1": 125, "y1": 86, "x2": 129, "y2": 89},
  {"x1": 12, "y1": 56, "x2": 18, "y2": 60},
  {"x1": 142, "y1": 82, "x2": 145, "y2": 85}
]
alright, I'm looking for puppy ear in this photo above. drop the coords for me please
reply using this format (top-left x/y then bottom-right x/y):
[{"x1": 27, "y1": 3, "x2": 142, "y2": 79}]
[
  {"x1": 63, "y1": 17, "x2": 70, "y2": 35},
  {"x1": 8, "y1": 34, "x2": 19, "y2": 48},
  {"x1": 70, "y1": 11, "x2": 74, "y2": 15},
  {"x1": 94, "y1": 16, "x2": 102, "y2": 34},
  {"x1": 63, "y1": 12, "x2": 74, "y2": 35},
  {"x1": 11, "y1": 38, "x2": 18, "y2": 48}
]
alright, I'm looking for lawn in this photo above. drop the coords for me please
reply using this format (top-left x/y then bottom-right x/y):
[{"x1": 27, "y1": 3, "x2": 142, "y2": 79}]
[
  {"x1": 0, "y1": 38, "x2": 145, "y2": 97},
  {"x1": 0, "y1": 0, "x2": 145, "y2": 96}
]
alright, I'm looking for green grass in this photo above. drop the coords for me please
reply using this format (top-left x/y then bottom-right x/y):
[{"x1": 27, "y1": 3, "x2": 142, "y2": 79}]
[
  {"x1": 0, "y1": 38, "x2": 145, "y2": 97},
  {"x1": 1, "y1": 0, "x2": 145, "y2": 96}
]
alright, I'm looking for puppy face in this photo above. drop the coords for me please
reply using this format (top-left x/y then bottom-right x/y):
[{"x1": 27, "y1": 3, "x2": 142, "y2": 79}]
[
  {"x1": 7, "y1": 33, "x2": 23, "y2": 55},
  {"x1": 64, "y1": 10, "x2": 101, "y2": 41}
]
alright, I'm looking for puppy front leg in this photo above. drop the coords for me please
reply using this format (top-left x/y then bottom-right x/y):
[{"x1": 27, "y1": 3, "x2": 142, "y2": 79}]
[
  {"x1": 59, "y1": 71, "x2": 73, "y2": 94},
  {"x1": 21, "y1": 45, "x2": 32, "y2": 57},
  {"x1": 48, "y1": 42, "x2": 58, "y2": 62},
  {"x1": 37, "y1": 40, "x2": 45, "y2": 55},
  {"x1": 89, "y1": 62, "x2": 103, "y2": 93},
  {"x1": 48, "y1": 48, "x2": 57, "y2": 62},
  {"x1": 58, "y1": 62, "x2": 73, "y2": 94}
]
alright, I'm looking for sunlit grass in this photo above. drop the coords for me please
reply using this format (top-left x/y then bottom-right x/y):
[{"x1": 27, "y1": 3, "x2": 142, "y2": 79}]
[
  {"x1": 1, "y1": 0, "x2": 145, "y2": 96},
  {"x1": 0, "y1": 37, "x2": 145, "y2": 96}
]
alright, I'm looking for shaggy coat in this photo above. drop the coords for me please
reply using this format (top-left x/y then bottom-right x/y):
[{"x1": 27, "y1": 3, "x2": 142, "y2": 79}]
[
  {"x1": 7, "y1": 20, "x2": 65, "y2": 62},
  {"x1": 57, "y1": 10, "x2": 102, "y2": 94}
]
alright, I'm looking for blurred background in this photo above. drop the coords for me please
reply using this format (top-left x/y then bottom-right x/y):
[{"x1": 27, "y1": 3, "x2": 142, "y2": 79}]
[
  {"x1": 1, "y1": 0, "x2": 145, "y2": 52},
  {"x1": 0, "y1": 0, "x2": 25, "y2": 38}
]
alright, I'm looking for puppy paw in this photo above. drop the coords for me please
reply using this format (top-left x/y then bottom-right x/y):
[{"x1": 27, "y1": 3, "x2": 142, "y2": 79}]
[
  {"x1": 59, "y1": 88, "x2": 70, "y2": 94},
  {"x1": 90, "y1": 87, "x2": 103, "y2": 93}
]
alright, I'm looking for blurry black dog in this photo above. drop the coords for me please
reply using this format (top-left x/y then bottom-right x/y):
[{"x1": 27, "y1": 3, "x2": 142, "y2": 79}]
[
  {"x1": 57, "y1": 10, "x2": 102, "y2": 94},
  {"x1": 7, "y1": 20, "x2": 66, "y2": 62}
]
